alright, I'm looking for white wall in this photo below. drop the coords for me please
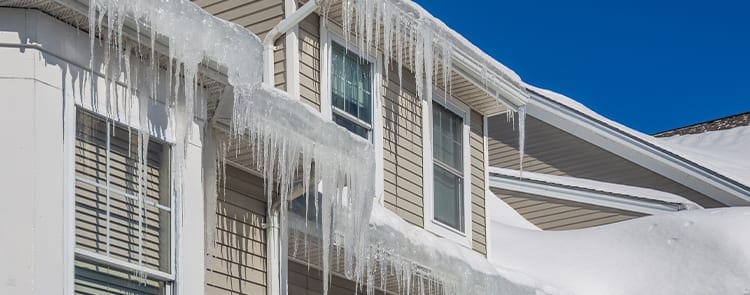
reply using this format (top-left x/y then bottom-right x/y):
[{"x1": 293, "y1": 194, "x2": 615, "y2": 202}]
[{"x1": 0, "y1": 8, "x2": 206, "y2": 294}]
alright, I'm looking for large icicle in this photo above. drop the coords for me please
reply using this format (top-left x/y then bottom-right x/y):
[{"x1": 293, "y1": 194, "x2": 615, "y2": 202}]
[{"x1": 88, "y1": 1, "x2": 376, "y2": 294}]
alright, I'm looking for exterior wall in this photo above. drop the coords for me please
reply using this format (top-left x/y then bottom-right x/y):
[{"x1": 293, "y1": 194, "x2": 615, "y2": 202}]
[
  {"x1": 491, "y1": 188, "x2": 646, "y2": 230},
  {"x1": 469, "y1": 111, "x2": 487, "y2": 254},
  {"x1": 298, "y1": 12, "x2": 321, "y2": 110},
  {"x1": 382, "y1": 65, "x2": 425, "y2": 228},
  {"x1": 487, "y1": 114, "x2": 723, "y2": 208},
  {"x1": 0, "y1": 9, "x2": 206, "y2": 294},
  {"x1": 195, "y1": 0, "x2": 287, "y2": 90},
  {"x1": 288, "y1": 261, "x2": 363, "y2": 295},
  {"x1": 205, "y1": 166, "x2": 268, "y2": 294}
]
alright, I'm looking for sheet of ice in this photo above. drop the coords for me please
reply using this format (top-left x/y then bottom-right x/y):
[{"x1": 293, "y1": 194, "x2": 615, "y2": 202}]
[
  {"x1": 489, "y1": 208, "x2": 750, "y2": 295},
  {"x1": 526, "y1": 83, "x2": 750, "y2": 188},
  {"x1": 488, "y1": 167, "x2": 701, "y2": 209},
  {"x1": 655, "y1": 126, "x2": 750, "y2": 186},
  {"x1": 486, "y1": 191, "x2": 540, "y2": 231}
]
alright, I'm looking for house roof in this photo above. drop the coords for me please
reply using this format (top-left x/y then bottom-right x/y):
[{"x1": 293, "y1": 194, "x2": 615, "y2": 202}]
[
  {"x1": 654, "y1": 111, "x2": 750, "y2": 137},
  {"x1": 525, "y1": 84, "x2": 750, "y2": 205},
  {"x1": 655, "y1": 126, "x2": 750, "y2": 187}
]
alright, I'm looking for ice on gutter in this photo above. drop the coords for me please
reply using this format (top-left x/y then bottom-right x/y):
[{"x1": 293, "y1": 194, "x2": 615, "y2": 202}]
[
  {"x1": 488, "y1": 167, "x2": 701, "y2": 211},
  {"x1": 87, "y1": 0, "x2": 374, "y2": 292}
]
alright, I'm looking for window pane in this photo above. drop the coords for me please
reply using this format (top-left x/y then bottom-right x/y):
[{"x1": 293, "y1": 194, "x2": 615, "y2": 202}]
[
  {"x1": 333, "y1": 113, "x2": 369, "y2": 139},
  {"x1": 432, "y1": 103, "x2": 463, "y2": 170},
  {"x1": 433, "y1": 165, "x2": 463, "y2": 231},
  {"x1": 331, "y1": 43, "x2": 372, "y2": 124},
  {"x1": 74, "y1": 110, "x2": 172, "y2": 274},
  {"x1": 75, "y1": 260, "x2": 166, "y2": 295}
]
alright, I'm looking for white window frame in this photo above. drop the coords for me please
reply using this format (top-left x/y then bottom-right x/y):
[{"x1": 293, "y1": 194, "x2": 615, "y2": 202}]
[
  {"x1": 69, "y1": 107, "x2": 176, "y2": 293},
  {"x1": 320, "y1": 22, "x2": 385, "y2": 203},
  {"x1": 423, "y1": 91, "x2": 473, "y2": 248}
]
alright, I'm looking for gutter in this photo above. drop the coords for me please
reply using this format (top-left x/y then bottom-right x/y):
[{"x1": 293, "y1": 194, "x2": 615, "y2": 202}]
[{"x1": 488, "y1": 172, "x2": 687, "y2": 215}]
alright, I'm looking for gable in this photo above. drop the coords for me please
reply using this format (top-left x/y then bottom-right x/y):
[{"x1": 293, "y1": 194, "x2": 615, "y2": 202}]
[{"x1": 487, "y1": 114, "x2": 723, "y2": 208}]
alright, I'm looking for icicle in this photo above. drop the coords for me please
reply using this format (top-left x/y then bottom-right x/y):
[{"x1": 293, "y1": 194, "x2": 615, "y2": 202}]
[{"x1": 517, "y1": 105, "x2": 527, "y2": 179}]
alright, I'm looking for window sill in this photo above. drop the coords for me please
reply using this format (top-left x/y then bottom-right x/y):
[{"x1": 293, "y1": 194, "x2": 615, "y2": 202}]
[{"x1": 425, "y1": 218, "x2": 472, "y2": 249}]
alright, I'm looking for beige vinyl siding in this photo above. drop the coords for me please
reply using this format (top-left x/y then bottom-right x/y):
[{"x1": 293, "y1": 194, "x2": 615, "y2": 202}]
[
  {"x1": 206, "y1": 165, "x2": 267, "y2": 295},
  {"x1": 194, "y1": 0, "x2": 286, "y2": 90},
  {"x1": 492, "y1": 188, "x2": 645, "y2": 230},
  {"x1": 469, "y1": 110, "x2": 486, "y2": 255},
  {"x1": 298, "y1": 10, "x2": 321, "y2": 110},
  {"x1": 487, "y1": 114, "x2": 723, "y2": 208},
  {"x1": 382, "y1": 65, "x2": 424, "y2": 227},
  {"x1": 288, "y1": 261, "x2": 372, "y2": 295},
  {"x1": 74, "y1": 111, "x2": 170, "y2": 273}
]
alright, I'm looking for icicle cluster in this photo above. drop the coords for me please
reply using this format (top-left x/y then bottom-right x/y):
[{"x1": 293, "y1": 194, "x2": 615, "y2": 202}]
[
  {"x1": 88, "y1": 0, "x2": 376, "y2": 290},
  {"x1": 289, "y1": 205, "x2": 543, "y2": 295},
  {"x1": 321, "y1": 0, "x2": 455, "y2": 102}
]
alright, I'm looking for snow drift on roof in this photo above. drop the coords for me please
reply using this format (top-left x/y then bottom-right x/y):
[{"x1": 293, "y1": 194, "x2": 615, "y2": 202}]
[
  {"x1": 655, "y1": 126, "x2": 750, "y2": 187},
  {"x1": 489, "y1": 208, "x2": 750, "y2": 295}
]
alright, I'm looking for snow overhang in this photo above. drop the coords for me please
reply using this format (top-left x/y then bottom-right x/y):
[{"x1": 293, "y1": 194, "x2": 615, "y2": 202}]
[{"x1": 525, "y1": 86, "x2": 750, "y2": 206}]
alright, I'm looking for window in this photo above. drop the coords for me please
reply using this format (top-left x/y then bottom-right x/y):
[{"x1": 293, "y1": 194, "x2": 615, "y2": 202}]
[
  {"x1": 73, "y1": 110, "x2": 173, "y2": 294},
  {"x1": 330, "y1": 42, "x2": 373, "y2": 139},
  {"x1": 432, "y1": 102, "x2": 465, "y2": 232}
]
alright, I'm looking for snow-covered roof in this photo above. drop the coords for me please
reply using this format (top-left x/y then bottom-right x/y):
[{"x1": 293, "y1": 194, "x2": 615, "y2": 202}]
[
  {"x1": 488, "y1": 207, "x2": 750, "y2": 295},
  {"x1": 488, "y1": 167, "x2": 701, "y2": 211},
  {"x1": 526, "y1": 84, "x2": 750, "y2": 202},
  {"x1": 655, "y1": 126, "x2": 750, "y2": 186}
]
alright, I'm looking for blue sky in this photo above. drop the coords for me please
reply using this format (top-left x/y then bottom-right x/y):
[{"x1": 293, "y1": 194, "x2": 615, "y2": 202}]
[{"x1": 414, "y1": 0, "x2": 750, "y2": 134}]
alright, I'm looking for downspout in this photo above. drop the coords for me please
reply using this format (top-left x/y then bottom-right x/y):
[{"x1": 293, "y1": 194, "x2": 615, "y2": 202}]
[
  {"x1": 263, "y1": 1, "x2": 320, "y2": 294},
  {"x1": 262, "y1": 0, "x2": 320, "y2": 86}
]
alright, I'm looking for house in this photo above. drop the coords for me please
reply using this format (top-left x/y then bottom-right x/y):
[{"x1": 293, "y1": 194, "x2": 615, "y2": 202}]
[{"x1": 0, "y1": 1, "x2": 748, "y2": 295}]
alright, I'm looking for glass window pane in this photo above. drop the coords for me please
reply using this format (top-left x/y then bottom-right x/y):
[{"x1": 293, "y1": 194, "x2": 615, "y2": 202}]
[
  {"x1": 433, "y1": 165, "x2": 463, "y2": 231},
  {"x1": 432, "y1": 103, "x2": 463, "y2": 170},
  {"x1": 331, "y1": 43, "x2": 372, "y2": 125},
  {"x1": 333, "y1": 113, "x2": 369, "y2": 139}
]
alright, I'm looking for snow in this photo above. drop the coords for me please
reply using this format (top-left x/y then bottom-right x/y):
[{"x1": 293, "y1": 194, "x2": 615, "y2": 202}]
[
  {"x1": 289, "y1": 204, "x2": 557, "y2": 295},
  {"x1": 486, "y1": 190, "x2": 540, "y2": 231},
  {"x1": 655, "y1": 126, "x2": 750, "y2": 186},
  {"x1": 527, "y1": 83, "x2": 750, "y2": 188},
  {"x1": 488, "y1": 167, "x2": 701, "y2": 209},
  {"x1": 489, "y1": 208, "x2": 750, "y2": 295}
]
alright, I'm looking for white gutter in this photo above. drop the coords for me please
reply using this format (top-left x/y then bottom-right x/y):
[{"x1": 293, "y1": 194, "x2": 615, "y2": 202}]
[
  {"x1": 488, "y1": 173, "x2": 685, "y2": 215},
  {"x1": 452, "y1": 50, "x2": 526, "y2": 111},
  {"x1": 262, "y1": 0, "x2": 319, "y2": 86}
]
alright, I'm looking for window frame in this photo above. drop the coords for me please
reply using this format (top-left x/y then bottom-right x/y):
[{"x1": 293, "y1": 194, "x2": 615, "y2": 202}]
[
  {"x1": 423, "y1": 92, "x2": 473, "y2": 247},
  {"x1": 70, "y1": 108, "x2": 176, "y2": 292},
  {"x1": 320, "y1": 22, "x2": 385, "y2": 204},
  {"x1": 320, "y1": 27, "x2": 380, "y2": 142}
]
